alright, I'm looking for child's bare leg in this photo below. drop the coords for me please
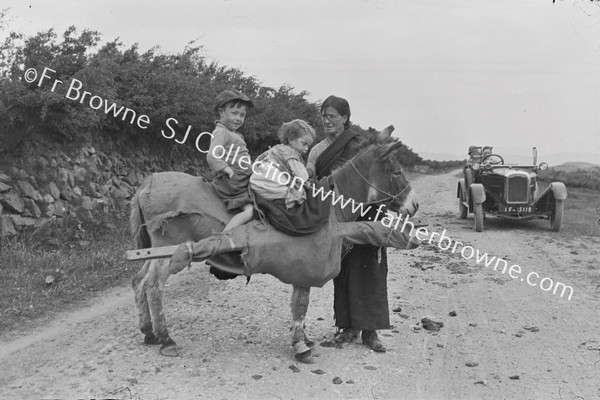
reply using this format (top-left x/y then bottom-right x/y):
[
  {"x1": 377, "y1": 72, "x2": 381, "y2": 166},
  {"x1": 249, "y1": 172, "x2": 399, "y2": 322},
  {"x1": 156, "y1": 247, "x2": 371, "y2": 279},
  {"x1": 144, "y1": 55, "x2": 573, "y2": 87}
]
[{"x1": 223, "y1": 203, "x2": 253, "y2": 231}]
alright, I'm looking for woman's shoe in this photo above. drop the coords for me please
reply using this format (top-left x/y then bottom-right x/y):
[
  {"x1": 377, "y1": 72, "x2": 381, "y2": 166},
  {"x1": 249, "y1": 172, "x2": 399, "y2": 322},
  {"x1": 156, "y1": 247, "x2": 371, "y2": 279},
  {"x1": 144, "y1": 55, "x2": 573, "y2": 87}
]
[
  {"x1": 334, "y1": 328, "x2": 359, "y2": 343},
  {"x1": 362, "y1": 330, "x2": 386, "y2": 352}
]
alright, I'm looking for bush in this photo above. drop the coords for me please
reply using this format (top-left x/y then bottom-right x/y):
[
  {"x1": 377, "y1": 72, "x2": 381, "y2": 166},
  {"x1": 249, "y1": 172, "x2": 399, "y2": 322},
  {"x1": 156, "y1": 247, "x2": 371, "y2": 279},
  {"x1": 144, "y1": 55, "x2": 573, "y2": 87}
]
[
  {"x1": 538, "y1": 167, "x2": 600, "y2": 190},
  {"x1": 0, "y1": 18, "x2": 424, "y2": 166},
  {"x1": 0, "y1": 23, "x2": 322, "y2": 159}
]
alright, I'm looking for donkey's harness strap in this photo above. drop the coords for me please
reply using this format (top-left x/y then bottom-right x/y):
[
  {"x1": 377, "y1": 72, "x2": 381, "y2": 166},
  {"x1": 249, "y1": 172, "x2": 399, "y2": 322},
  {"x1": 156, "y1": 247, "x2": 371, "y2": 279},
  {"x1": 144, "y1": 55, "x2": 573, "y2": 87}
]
[{"x1": 348, "y1": 159, "x2": 409, "y2": 205}]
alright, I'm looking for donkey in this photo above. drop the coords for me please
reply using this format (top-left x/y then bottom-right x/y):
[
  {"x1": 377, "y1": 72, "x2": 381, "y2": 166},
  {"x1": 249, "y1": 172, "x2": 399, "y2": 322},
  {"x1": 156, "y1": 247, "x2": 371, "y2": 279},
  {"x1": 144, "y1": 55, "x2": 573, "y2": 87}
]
[{"x1": 129, "y1": 127, "x2": 419, "y2": 362}]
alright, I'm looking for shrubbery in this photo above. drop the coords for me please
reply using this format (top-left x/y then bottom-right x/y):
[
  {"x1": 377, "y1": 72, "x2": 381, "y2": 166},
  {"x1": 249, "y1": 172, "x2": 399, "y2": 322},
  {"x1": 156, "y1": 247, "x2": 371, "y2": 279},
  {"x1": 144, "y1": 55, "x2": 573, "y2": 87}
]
[
  {"x1": 0, "y1": 24, "x2": 319, "y2": 157},
  {"x1": 419, "y1": 159, "x2": 465, "y2": 173},
  {"x1": 0, "y1": 21, "x2": 424, "y2": 168},
  {"x1": 538, "y1": 167, "x2": 600, "y2": 191}
]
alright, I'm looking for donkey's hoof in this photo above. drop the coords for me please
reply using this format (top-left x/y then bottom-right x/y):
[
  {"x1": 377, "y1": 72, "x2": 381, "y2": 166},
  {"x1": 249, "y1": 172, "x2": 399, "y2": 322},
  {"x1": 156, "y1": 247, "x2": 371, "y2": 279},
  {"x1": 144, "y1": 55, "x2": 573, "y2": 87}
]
[
  {"x1": 144, "y1": 334, "x2": 161, "y2": 345},
  {"x1": 294, "y1": 349, "x2": 314, "y2": 364},
  {"x1": 160, "y1": 344, "x2": 179, "y2": 357}
]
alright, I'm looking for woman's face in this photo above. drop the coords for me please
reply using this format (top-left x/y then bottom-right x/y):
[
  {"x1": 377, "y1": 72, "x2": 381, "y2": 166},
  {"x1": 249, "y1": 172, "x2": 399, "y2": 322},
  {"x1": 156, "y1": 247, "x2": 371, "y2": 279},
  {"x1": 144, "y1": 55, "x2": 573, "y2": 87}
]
[{"x1": 321, "y1": 106, "x2": 347, "y2": 137}]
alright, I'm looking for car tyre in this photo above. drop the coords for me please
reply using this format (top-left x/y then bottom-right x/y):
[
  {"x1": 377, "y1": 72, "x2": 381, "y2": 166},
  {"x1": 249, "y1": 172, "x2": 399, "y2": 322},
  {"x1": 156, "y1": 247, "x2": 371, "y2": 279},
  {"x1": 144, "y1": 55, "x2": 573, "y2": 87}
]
[
  {"x1": 458, "y1": 189, "x2": 468, "y2": 219},
  {"x1": 474, "y1": 202, "x2": 484, "y2": 232},
  {"x1": 550, "y1": 199, "x2": 564, "y2": 232},
  {"x1": 464, "y1": 168, "x2": 473, "y2": 188}
]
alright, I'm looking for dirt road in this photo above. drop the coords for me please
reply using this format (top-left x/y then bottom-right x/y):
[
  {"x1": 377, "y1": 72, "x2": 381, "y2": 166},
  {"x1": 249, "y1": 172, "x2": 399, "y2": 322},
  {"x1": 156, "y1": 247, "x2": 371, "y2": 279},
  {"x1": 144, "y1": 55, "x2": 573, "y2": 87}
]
[{"x1": 2, "y1": 171, "x2": 600, "y2": 400}]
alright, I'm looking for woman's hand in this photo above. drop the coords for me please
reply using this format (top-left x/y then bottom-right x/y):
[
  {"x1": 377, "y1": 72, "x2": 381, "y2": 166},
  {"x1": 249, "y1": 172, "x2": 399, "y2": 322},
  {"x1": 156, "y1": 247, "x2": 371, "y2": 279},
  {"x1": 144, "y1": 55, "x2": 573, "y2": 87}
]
[{"x1": 223, "y1": 166, "x2": 235, "y2": 179}]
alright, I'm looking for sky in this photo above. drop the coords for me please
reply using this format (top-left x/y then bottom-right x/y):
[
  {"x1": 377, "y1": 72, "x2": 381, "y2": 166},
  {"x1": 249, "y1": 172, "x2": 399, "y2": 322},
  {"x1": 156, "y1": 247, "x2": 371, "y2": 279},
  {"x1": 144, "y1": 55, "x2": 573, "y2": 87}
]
[{"x1": 2, "y1": 0, "x2": 600, "y2": 163}]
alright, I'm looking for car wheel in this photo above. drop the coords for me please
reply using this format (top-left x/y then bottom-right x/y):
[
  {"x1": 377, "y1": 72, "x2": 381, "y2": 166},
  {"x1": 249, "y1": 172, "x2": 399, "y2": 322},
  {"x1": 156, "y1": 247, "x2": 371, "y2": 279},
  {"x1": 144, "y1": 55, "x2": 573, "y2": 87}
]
[
  {"x1": 474, "y1": 202, "x2": 484, "y2": 232},
  {"x1": 550, "y1": 199, "x2": 564, "y2": 232},
  {"x1": 464, "y1": 168, "x2": 473, "y2": 188},
  {"x1": 458, "y1": 190, "x2": 468, "y2": 219}
]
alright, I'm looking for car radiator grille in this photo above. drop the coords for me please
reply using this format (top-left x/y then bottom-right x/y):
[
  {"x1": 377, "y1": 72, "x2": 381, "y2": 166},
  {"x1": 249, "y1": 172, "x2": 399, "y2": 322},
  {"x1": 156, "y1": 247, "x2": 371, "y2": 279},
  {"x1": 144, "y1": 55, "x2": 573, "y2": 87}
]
[{"x1": 506, "y1": 175, "x2": 529, "y2": 203}]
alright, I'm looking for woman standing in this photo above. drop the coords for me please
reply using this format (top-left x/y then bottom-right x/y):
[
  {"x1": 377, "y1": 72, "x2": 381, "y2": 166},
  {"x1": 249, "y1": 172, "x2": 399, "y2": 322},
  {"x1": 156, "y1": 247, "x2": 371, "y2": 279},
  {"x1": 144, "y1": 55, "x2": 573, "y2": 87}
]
[{"x1": 307, "y1": 95, "x2": 389, "y2": 352}]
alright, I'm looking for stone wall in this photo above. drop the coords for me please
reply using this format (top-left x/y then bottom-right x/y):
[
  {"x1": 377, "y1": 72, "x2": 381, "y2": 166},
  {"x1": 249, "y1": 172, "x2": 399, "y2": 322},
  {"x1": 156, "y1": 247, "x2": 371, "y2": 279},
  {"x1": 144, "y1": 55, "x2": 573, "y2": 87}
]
[{"x1": 0, "y1": 138, "x2": 206, "y2": 238}]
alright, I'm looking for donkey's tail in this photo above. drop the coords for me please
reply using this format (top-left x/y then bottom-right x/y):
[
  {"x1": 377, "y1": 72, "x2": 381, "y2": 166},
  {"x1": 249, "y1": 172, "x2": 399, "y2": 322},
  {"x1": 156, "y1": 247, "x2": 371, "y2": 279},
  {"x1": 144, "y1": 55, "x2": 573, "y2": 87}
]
[{"x1": 130, "y1": 175, "x2": 152, "y2": 249}]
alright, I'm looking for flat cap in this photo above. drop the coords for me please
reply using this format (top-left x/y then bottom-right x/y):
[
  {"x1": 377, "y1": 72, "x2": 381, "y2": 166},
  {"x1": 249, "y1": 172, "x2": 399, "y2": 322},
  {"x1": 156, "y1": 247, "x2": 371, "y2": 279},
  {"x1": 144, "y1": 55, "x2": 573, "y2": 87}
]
[{"x1": 214, "y1": 89, "x2": 254, "y2": 111}]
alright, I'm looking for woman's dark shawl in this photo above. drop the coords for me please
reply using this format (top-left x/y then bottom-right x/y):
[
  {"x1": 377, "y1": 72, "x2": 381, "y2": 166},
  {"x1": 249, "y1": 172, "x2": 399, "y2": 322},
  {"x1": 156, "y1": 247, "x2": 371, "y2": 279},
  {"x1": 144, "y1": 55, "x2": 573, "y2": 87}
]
[{"x1": 314, "y1": 129, "x2": 360, "y2": 179}]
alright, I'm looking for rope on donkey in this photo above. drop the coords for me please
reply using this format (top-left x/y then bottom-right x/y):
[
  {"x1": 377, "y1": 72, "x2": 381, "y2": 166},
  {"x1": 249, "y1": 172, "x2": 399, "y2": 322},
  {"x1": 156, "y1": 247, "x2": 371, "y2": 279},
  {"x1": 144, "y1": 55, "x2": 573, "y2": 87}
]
[{"x1": 247, "y1": 187, "x2": 268, "y2": 230}]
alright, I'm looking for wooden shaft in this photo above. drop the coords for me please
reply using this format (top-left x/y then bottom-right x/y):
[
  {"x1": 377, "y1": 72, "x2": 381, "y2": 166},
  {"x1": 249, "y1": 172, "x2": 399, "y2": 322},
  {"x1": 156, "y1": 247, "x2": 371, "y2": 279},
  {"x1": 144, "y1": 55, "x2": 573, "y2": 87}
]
[{"x1": 125, "y1": 245, "x2": 181, "y2": 261}]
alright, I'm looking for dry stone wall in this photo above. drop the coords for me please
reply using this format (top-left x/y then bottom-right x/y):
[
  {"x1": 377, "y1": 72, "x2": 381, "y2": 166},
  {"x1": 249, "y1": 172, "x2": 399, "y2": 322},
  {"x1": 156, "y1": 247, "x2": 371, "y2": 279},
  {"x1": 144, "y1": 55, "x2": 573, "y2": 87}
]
[{"x1": 0, "y1": 140, "x2": 206, "y2": 238}]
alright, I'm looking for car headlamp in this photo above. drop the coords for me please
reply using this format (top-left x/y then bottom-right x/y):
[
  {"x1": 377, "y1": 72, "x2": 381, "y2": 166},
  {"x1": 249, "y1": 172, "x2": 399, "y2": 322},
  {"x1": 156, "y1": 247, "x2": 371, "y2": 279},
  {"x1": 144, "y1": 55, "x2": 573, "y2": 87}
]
[
  {"x1": 539, "y1": 162, "x2": 548, "y2": 171},
  {"x1": 472, "y1": 162, "x2": 481, "y2": 171}
]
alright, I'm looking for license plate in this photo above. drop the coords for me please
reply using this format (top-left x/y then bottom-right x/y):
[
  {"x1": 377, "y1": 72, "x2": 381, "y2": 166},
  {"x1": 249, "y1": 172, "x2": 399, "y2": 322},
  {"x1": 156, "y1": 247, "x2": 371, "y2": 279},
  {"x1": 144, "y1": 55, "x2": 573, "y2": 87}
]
[{"x1": 500, "y1": 205, "x2": 533, "y2": 213}]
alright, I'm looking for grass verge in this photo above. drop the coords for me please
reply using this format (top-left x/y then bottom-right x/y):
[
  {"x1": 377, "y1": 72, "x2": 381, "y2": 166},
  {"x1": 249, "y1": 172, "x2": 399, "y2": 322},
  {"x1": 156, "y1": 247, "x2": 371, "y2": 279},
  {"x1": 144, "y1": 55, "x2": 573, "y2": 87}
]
[
  {"x1": 559, "y1": 185, "x2": 600, "y2": 237},
  {"x1": 0, "y1": 216, "x2": 137, "y2": 334}
]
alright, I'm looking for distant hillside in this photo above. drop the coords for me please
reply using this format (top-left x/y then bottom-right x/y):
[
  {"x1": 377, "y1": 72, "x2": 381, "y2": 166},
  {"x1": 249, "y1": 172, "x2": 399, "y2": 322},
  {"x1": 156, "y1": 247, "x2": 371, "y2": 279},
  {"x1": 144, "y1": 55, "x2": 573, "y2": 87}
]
[
  {"x1": 419, "y1": 152, "x2": 464, "y2": 162},
  {"x1": 538, "y1": 162, "x2": 600, "y2": 190},
  {"x1": 551, "y1": 162, "x2": 600, "y2": 173},
  {"x1": 419, "y1": 151, "x2": 599, "y2": 166}
]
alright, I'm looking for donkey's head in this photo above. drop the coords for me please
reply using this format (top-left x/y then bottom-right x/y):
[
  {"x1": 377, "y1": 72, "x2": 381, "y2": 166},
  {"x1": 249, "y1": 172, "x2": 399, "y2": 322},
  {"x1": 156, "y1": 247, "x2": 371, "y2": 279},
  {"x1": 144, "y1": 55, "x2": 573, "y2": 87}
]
[
  {"x1": 370, "y1": 141, "x2": 419, "y2": 217},
  {"x1": 332, "y1": 125, "x2": 419, "y2": 219}
]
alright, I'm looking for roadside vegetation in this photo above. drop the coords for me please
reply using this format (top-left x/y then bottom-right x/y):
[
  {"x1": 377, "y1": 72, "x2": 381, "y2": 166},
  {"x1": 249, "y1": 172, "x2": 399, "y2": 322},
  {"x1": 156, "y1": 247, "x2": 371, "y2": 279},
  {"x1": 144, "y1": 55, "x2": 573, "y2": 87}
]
[
  {"x1": 417, "y1": 159, "x2": 465, "y2": 174},
  {"x1": 538, "y1": 166, "x2": 600, "y2": 191},
  {"x1": 560, "y1": 186, "x2": 600, "y2": 237},
  {"x1": 537, "y1": 166, "x2": 599, "y2": 236},
  {"x1": 0, "y1": 216, "x2": 134, "y2": 334},
  {"x1": 0, "y1": 15, "x2": 424, "y2": 163}
]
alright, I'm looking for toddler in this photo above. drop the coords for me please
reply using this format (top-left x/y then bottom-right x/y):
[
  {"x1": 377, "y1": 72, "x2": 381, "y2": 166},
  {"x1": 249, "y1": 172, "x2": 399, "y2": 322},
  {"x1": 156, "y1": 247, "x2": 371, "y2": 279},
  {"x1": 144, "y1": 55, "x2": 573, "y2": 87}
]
[
  {"x1": 250, "y1": 119, "x2": 330, "y2": 236},
  {"x1": 250, "y1": 119, "x2": 316, "y2": 208}
]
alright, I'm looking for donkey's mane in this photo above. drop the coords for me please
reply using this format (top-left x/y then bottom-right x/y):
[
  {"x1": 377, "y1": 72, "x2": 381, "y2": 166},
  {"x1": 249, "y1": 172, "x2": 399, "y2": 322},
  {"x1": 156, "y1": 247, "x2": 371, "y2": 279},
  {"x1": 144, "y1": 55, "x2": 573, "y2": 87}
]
[{"x1": 330, "y1": 130, "x2": 398, "y2": 178}]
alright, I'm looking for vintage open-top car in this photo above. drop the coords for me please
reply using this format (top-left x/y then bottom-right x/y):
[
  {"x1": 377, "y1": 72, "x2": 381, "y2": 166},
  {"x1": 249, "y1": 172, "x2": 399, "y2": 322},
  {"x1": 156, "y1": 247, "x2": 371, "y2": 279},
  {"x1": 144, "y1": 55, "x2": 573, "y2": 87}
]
[{"x1": 457, "y1": 146, "x2": 567, "y2": 232}]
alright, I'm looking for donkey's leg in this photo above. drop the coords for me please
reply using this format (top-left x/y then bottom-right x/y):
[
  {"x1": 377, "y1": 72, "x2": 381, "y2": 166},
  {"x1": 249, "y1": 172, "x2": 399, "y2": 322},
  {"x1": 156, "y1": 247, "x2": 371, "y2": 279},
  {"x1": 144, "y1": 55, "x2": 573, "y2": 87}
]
[
  {"x1": 132, "y1": 261, "x2": 160, "y2": 344},
  {"x1": 290, "y1": 285, "x2": 313, "y2": 363},
  {"x1": 144, "y1": 259, "x2": 178, "y2": 356}
]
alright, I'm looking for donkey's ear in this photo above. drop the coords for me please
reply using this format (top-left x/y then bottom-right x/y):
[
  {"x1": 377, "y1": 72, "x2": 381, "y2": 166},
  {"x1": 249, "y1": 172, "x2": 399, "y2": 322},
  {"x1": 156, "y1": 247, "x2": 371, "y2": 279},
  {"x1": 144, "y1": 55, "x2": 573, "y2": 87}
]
[
  {"x1": 377, "y1": 141, "x2": 404, "y2": 158},
  {"x1": 375, "y1": 125, "x2": 395, "y2": 144}
]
